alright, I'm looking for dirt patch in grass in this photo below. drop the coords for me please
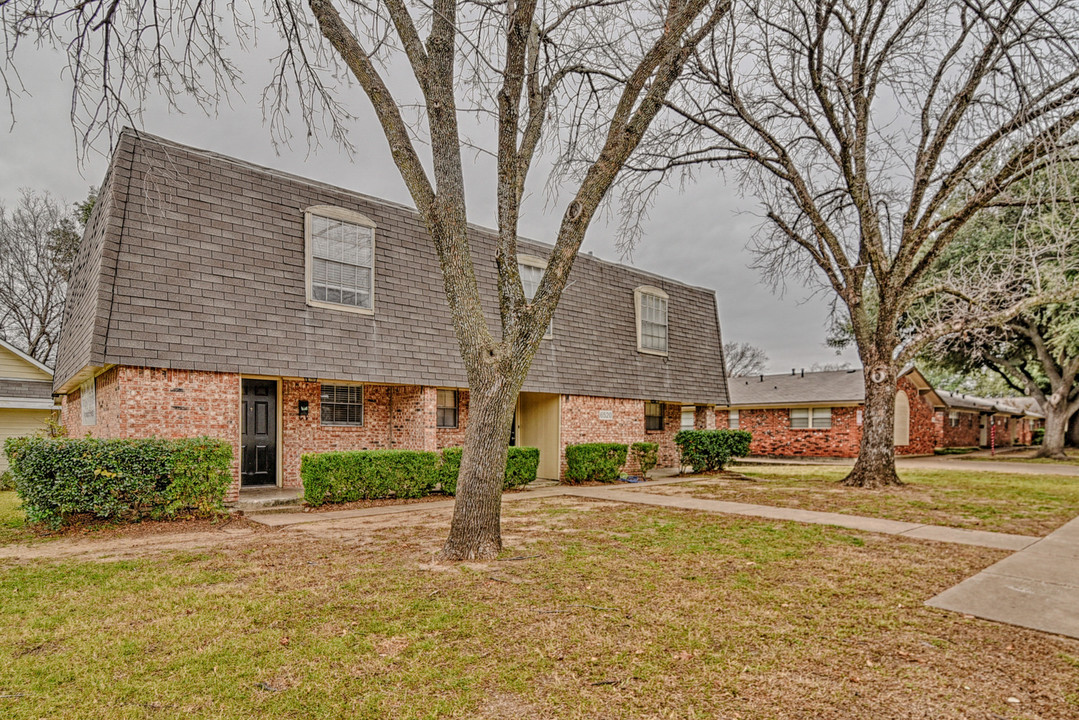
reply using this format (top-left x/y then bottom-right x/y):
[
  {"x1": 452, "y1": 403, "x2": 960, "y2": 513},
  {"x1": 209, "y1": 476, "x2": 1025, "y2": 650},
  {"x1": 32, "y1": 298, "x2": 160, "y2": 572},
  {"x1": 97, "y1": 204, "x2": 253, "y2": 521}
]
[
  {"x1": 636, "y1": 466, "x2": 1079, "y2": 535},
  {"x1": 0, "y1": 498, "x2": 1076, "y2": 719}
]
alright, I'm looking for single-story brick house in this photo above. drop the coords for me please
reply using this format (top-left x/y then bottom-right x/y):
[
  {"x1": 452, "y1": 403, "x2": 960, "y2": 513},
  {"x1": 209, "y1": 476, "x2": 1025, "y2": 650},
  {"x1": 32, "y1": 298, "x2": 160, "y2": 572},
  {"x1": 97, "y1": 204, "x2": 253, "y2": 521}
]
[
  {"x1": 935, "y1": 390, "x2": 1039, "y2": 448},
  {"x1": 0, "y1": 339, "x2": 58, "y2": 471},
  {"x1": 52, "y1": 130, "x2": 728, "y2": 498},
  {"x1": 716, "y1": 367, "x2": 943, "y2": 458}
]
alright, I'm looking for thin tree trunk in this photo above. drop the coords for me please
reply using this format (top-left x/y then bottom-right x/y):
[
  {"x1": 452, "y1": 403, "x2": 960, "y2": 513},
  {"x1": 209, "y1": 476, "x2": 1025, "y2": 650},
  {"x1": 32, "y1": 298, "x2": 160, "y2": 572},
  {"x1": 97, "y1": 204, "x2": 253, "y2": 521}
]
[
  {"x1": 1035, "y1": 404, "x2": 1072, "y2": 459},
  {"x1": 844, "y1": 364, "x2": 903, "y2": 488}
]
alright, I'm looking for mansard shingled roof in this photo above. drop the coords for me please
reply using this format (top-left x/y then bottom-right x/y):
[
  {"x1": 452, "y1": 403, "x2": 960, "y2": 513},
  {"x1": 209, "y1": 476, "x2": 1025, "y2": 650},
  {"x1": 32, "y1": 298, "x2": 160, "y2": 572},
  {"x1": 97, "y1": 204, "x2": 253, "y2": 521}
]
[{"x1": 54, "y1": 130, "x2": 728, "y2": 405}]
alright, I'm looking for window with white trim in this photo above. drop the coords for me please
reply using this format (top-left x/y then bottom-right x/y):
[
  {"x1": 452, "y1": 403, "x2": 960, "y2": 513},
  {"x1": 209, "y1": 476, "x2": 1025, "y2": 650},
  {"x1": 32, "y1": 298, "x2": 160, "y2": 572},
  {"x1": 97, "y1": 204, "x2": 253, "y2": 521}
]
[
  {"x1": 518, "y1": 257, "x2": 553, "y2": 338},
  {"x1": 791, "y1": 407, "x2": 832, "y2": 429},
  {"x1": 680, "y1": 406, "x2": 695, "y2": 431},
  {"x1": 949, "y1": 410, "x2": 959, "y2": 427},
  {"x1": 80, "y1": 377, "x2": 96, "y2": 427},
  {"x1": 645, "y1": 401, "x2": 665, "y2": 431},
  {"x1": 306, "y1": 207, "x2": 375, "y2": 311},
  {"x1": 321, "y1": 384, "x2": 364, "y2": 426},
  {"x1": 634, "y1": 286, "x2": 669, "y2": 355},
  {"x1": 437, "y1": 389, "x2": 459, "y2": 428},
  {"x1": 728, "y1": 409, "x2": 740, "y2": 429}
]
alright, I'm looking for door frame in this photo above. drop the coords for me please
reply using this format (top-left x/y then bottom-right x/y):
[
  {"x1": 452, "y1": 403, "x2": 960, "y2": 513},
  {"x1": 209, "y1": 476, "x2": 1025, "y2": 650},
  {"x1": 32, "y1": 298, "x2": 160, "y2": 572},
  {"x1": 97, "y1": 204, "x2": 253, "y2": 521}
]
[
  {"x1": 238, "y1": 375, "x2": 283, "y2": 488},
  {"x1": 515, "y1": 391, "x2": 562, "y2": 481}
]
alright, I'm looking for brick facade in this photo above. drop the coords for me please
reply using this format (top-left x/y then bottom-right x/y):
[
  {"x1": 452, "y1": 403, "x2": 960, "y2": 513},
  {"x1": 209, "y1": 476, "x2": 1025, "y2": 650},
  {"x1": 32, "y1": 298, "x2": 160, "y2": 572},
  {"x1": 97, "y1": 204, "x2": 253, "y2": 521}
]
[
  {"x1": 717, "y1": 376, "x2": 939, "y2": 458},
  {"x1": 937, "y1": 409, "x2": 982, "y2": 447},
  {"x1": 557, "y1": 395, "x2": 685, "y2": 475}
]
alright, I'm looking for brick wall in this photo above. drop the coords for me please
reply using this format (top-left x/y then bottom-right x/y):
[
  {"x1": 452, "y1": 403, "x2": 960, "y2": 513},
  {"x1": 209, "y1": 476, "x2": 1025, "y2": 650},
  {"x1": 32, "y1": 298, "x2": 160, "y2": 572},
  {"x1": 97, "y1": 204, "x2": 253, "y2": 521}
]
[
  {"x1": 436, "y1": 390, "x2": 469, "y2": 449},
  {"x1": 937, "y1": 409, "x2": 981, "y2": 447},
  {"x1": 61, "y1": 367, "x2": 242, "y2": 498},
  {"x1": 895, "y1": 378, "x2": 938, "y2": 456},
  {"x1": 558, "y1": 396, "x2": 683, "y2": 475}
]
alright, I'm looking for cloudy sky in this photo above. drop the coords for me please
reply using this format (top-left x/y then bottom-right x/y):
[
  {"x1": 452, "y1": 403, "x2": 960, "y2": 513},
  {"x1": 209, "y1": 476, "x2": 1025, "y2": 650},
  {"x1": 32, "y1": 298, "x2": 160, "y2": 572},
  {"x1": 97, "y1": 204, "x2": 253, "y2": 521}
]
[{"x1": 0, "y1": 35, "x2": 859, "y2": 374}]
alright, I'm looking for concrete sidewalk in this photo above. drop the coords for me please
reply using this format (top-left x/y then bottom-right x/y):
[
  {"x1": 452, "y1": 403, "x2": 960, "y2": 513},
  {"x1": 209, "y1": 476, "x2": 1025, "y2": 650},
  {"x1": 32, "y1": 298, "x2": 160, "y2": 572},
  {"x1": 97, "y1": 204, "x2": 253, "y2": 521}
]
[
  {"x1": 734, "y1": 455, "x2": 1079, "y2": 477},
  {"x1": 928, "y1": 514, "x2": 1079, "y2": 639}
]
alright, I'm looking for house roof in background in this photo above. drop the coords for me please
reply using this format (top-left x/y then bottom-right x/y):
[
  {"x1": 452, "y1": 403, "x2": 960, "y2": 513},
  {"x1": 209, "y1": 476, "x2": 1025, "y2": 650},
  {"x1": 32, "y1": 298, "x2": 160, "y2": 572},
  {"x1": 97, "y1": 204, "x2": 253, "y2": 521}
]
[
  {"x1": 0, "y1": 338, "x2": 53, "y2": 377},
  {"x1": 725, "y1": 366, "x2": 943, "y2": 408}
]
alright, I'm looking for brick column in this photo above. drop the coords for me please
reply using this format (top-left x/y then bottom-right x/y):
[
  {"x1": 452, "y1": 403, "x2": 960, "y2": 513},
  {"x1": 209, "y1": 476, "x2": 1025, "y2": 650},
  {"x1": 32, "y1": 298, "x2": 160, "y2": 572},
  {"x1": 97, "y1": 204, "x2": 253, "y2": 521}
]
[
  {"x1": 696, "y1": 405, "x2": 716, "y2": 430},
  {"x1": 421, "y1": 386, "x2": 438, "y2": 452}
]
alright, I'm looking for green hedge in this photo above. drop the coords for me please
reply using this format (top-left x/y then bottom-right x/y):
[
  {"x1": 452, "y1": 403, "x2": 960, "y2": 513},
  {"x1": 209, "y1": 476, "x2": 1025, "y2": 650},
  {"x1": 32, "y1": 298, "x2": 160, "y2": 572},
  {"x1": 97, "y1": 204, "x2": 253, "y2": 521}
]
[
  {"x1": 1033, "y1": 428, "x2": 1045, "y2": 445},
  {"x1": 565, "y1": 443, "x2": 628, "y2": 483},
  {"x1": 301, "y1": 449, "x2": 441, "y2": 506},
  {"x1": 3, "y1": 436, "x2": 233, "y2": 527},
  {"x1": 629, "y1": 442, "x2": 659, "y2": 478},
  {"x1": 437, "y1": 446, "x2": 540, "y2": 495},
  {"x1": 673, "y1": 429, "x2": 752, "y2": 473}
]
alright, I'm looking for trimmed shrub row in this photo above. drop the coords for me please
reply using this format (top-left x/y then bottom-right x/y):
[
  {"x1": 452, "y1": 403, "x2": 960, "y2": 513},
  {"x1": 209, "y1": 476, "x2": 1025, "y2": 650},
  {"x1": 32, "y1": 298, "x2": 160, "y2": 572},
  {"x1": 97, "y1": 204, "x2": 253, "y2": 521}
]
[
  {"x1": 302, "y1": 446, "x2": 541, "y2": 506},
  {"x1": 564, "y1": 443, "x2": 629, "y2": 483},
  {"x1": 4, "y1": 436, "x2": 234, "y2": 527},
  {"x1": 437, "y1": 446, "x2": 540, "y2": 496},
  {"x1": 673, "y1": 429, "x2": 752, "y2": 472}
]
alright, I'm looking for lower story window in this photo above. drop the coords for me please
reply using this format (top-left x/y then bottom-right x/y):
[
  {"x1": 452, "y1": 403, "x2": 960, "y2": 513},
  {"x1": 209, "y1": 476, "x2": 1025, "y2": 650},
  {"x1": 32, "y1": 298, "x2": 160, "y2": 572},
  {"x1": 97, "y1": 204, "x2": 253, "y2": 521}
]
[
  {"x1": 321, "y1": 384, "x2": 363, "y2": 426},
  {"x1": 437, "y1": 389, "x2": 459, "y2": 428},
  {"x1": 729, "y1": 409, "x2": 740, "y2": 429},
  {"x1": 791, "y1": 407, "x2": 832, "y2": 429},
  {"x1": 645, "y1": 401, "x2": 664, "y2": 431},
  {"x1": 680, "y1": 406, "x2": 696, "y2": 431}
]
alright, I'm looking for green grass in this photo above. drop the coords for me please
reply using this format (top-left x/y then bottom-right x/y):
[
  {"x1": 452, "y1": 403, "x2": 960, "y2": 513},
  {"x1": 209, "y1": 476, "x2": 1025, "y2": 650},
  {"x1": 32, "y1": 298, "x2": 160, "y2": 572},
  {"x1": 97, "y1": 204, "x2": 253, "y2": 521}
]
[
  {"x1": 668, "y1": 465, "x2": 1079, "y2": 535},
  {"x1": 958, "y1": 448, "x2": 1079, "y2": 466},
  {"x1": 0, "y1": 501, "x2": 1075, "y2": 718},
  {"x1": 0, "y1": 492, "x2": 26, "y2": 545}
]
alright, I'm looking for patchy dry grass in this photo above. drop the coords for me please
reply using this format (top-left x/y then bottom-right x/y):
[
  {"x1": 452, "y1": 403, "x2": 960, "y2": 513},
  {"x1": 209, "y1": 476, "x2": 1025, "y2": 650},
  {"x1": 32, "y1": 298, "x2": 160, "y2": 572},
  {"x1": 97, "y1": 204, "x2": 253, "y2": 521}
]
[
  {"x1": 0, "y1": 492, "x2": 26, "y2": 545},
  {"x1": 0, "y1": 498, "x2": 1077, "y2": 719},
  {"x1": 959, "y1": 449, "x2": 1079, "y2": 466},
  {"x1": 650, "y1": 466, "x2": 1079, "y2": 535}
]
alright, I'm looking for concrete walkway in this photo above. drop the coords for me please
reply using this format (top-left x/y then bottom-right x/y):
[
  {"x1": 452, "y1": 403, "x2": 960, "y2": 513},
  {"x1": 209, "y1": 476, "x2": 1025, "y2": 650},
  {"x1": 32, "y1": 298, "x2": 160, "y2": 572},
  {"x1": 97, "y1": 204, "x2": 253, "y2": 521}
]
[
  {"x1": 928, "y1": 514, "x2": 1079, "y2": 639},
  {"x1": 735, "y1": 455, "x2": 1079, "y2": 477}
]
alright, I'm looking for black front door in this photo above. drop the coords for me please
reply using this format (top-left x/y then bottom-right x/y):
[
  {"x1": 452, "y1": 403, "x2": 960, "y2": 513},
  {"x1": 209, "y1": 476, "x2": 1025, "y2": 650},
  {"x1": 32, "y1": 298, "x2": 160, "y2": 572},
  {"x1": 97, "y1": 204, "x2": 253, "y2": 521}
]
[{"x1": 241, "y1": 379, "x2": 277, "y2": 486}]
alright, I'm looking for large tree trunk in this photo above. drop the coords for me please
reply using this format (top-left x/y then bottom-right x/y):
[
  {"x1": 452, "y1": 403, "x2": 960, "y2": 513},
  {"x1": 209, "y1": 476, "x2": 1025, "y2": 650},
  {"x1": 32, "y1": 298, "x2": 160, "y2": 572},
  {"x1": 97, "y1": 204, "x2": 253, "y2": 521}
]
[
  {"x1": 844, "y1": 363, "x2": 903, "y2": 488},
  {"x1": 1035, "y1": 402, "x2": 1073, "y2": 460}
]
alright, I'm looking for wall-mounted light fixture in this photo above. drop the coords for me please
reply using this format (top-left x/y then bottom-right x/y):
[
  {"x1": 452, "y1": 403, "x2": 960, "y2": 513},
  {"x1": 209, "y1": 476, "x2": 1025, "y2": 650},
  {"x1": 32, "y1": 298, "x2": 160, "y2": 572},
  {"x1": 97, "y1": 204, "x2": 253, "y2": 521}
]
[{"x1": 298, "y1": 400, "x2": 309, "y2": 417}]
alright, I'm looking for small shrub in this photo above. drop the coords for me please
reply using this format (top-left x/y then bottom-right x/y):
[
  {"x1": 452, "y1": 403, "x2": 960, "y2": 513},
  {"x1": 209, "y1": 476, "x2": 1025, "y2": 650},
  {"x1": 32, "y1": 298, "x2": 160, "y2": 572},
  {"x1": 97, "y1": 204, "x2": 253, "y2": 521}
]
[
  {"x1": 0, "y1": 470, "x2": 13, "y2": 491},
  {"x1": 629, "y1": 442, "x2": 659, "y2": 479},
  {"x1": 3, "y1": 436, "x2": 233, "y2": 527},
  {"x1": 1033, "y1": 428, "x2": 1045, "y2": 446},
  {"x1": 301, "y1": 449, "x2": 441, "y2": 506},
  {"x1": 674, "y1": 429, "x2": 752, "y2": 473},
  {"x1": 438, "y1": 446, "x2": 540, "y2": 495},
  {"x1": 565, "y1": 443, "x2": 628, "y2": 483}
]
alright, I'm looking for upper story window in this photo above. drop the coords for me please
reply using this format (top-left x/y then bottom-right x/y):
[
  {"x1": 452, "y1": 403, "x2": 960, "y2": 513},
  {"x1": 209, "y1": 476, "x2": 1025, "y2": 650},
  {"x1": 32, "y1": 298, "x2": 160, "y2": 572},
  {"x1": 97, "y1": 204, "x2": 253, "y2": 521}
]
[
  {"x1": 437, "y1": 389, "x2": 459, "y2": 428},
  {"x1": 791, "y1": 407, "x2": 831, "y2": 429},
  {"x1": 634, "y1": 286, "x2": 668, "y2": 355},
  {"x1": 728, "y1": 409, "x2": 740, "y2": 429},
  {"x1": 321, "y1": 384, "x2": 364, "y2": 426},
  {"x1": 645, "y1": 401, "x2": 665, "y2": 431},
  {"x1": 518, "y1": 255, "x2": 553, "y2": 339},
  {"x1": 305, "y1": 206, "x2": 376, "y2": 313}
]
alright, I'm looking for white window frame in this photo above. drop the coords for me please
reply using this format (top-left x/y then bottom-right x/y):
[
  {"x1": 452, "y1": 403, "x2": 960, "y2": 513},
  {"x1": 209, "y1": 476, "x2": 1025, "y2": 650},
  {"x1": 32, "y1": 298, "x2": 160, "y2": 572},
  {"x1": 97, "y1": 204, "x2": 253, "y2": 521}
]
[
  {"x1": 517, "y1": 254, "x2": 553, "y2": 339},
  {"x1": 949, "y1": 410, "x2": 959, "y2": 427},
  {"x1": 791, "y1": 407, "x2": 832, "y2": 429},
  {"x1": 680, "y1": 405, "x2": 696, "y2": 431},
  {"x1": 320, "y1": 383, "x2": 364, "y2": 426},
  {"x1": 634, "y1": 285, "x2": 669, "y2": 356},
  {"x1": 305, "y1": 205, "x2": 377, "y2": 315},
  {"x1": 436, "y1": 389, "x2": 459, "y2": 429},
  {"x1": 728, "y1": 409, "x2": 740, "y2": 429},
  {"x1": 80, "y1": 377, "x2": 97, "y2": 427}
]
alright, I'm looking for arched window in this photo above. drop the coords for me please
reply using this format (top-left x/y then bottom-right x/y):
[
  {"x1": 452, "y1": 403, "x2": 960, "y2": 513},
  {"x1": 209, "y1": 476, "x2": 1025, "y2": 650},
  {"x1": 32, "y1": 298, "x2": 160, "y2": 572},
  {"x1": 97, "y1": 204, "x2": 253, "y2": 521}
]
[{"x1": 894, "y1": 391, "x2": 910, "y2": 446}]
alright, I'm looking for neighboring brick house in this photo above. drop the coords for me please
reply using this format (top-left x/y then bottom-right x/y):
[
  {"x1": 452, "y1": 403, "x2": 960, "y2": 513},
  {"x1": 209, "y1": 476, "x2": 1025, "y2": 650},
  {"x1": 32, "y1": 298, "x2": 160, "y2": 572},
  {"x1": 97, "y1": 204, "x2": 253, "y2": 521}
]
[
  {"x1": 52, "y1": 130, "x2": 728, "y2": 498},
  {"x1": 716, "y1": 367, "x2": 942, "y2": 458},
  {"x1": 0, "y1": 339, "x2": 58, "y2": 471},
  {"x1": 935, "y1": 391, "x2": 1039, "y2": 448}
]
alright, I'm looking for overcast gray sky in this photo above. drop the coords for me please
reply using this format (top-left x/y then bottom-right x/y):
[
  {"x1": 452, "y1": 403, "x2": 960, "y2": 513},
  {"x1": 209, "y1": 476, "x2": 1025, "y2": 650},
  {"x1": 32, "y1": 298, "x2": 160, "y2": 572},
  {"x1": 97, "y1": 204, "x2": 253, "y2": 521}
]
[{"x1": 0, "y1": 40, "x2": 858, "y2": 374}]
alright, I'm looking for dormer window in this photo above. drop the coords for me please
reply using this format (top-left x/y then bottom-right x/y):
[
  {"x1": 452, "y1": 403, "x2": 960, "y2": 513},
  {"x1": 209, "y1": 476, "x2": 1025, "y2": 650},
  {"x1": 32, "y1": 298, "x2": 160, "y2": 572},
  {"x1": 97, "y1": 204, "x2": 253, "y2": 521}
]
[
  {"x1": 634, "y1": 286, "x2": 668, "y2": 355},
  {"x1": 305, "y1": 206, "x2": 376, "y2": 313},
  {"x1": 518, "y1": 255, "x2": 553, "y2": 339}
]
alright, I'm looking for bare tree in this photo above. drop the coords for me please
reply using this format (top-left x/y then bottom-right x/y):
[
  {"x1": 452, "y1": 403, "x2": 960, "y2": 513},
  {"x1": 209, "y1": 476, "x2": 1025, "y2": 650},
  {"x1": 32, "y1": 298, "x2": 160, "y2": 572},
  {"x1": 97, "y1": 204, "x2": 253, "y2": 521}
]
[
  {"x1": 2, "y1": 0, "x2": 730, "y2": 558},
  {"x1": 0, "y1": 189, "x2": 93, "y2": 364},
  {"x1": 723, "y1": 341, "x2": 768, "y2": 376},
  {"x1": 632, "y1": 0, "x2": 1079, "y2": 486}
]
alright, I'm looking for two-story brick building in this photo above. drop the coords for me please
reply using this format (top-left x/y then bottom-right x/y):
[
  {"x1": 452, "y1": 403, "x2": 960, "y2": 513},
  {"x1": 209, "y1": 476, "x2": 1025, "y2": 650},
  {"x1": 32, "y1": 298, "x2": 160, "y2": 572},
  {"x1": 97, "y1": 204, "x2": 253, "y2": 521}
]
[{"x1": 52, "y1": 131, "x2": 728, "y2": 498}]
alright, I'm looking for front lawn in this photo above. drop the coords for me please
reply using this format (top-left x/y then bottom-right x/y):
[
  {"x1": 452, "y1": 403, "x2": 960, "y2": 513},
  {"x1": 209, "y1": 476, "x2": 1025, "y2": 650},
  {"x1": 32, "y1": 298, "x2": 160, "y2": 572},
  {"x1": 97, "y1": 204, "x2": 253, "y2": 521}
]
[
  {"x1": 0, "y1": 499, "x2": 1077, "y2": 718},
  {"x1": 651, "y1": 466, "x2": 1079, "y2": 535},
  {"x1": 0, "y1": 492, "x2": 26, "y2": 545}
]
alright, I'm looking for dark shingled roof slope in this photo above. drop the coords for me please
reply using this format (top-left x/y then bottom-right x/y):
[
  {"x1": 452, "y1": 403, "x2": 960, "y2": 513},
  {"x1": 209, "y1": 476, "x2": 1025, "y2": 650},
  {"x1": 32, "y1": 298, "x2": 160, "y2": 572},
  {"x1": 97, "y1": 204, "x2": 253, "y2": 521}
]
[
  {"x1": 726, "y1": 369, "x2": 866, "y2": 407},
  {"x1": 54, "y1": 130, "x2": 728, "y2": 405}
]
